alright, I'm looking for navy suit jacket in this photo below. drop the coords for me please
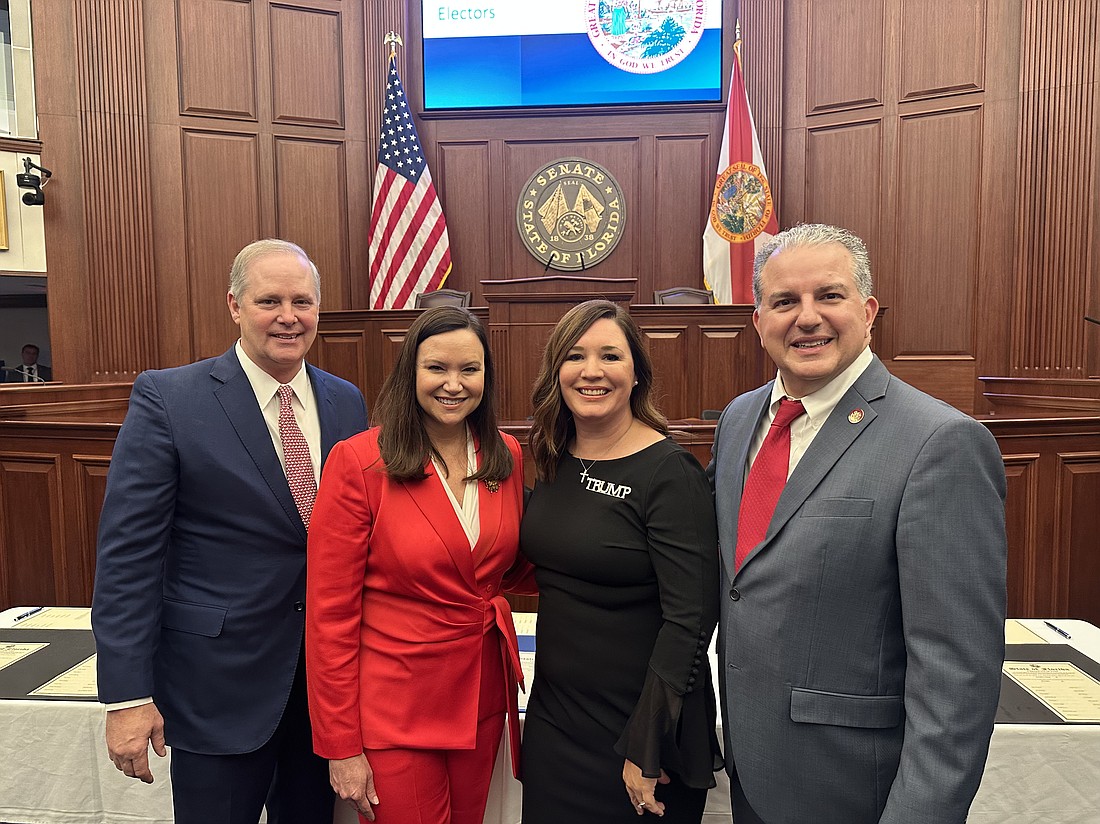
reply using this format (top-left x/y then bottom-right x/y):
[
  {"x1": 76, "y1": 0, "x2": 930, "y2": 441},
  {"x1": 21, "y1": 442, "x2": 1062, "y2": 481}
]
[{"x1": 92, "y1": 348, "x2": 367, "y2": 754}]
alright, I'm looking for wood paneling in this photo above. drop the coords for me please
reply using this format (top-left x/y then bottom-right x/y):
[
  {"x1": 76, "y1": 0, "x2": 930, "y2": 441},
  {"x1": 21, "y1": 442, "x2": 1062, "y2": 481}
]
[
  {"x1": 270, "y1": 4, "x2": 344, "y2": 127},
  {"x1": 1010, "y1": 0, "x2": 1100, "y2": 378},
  {"x1": 437, "y1": 142, "x2": 492, "y2": 290},
  {"x1": 181, "y1": 130, "x2": 263, "y2": 360},
  {"x1": 1061, "y1": 455, "x2": 1100, "y2": 622},
  {"x1": 654, "y1": 135, "x2": 713, "y2": 299},
  {"x1": 804, "y1": 119, "x2": 882, "y2": 258},
  {"x1": 177, "y1": 0, "x2": 257, "y2": 119},
  {"x1": 75, "y1": 0, "x2": 158, "y2": 380},
  {"x1": 895, "y1": 107, "x2": 982, "y2": 356},
  {"x1": 273, "y1": 138, "x2": 351, "y2": 307},
  {"x1": 806, "y1": 0, "x2": 884, "y2": 112},
  {"x1": 899, "y1": 0, "x2": 985, "y2": 99},
  {"x1": 4, "y1": 394, "x2": 1097, "y2": 625}
]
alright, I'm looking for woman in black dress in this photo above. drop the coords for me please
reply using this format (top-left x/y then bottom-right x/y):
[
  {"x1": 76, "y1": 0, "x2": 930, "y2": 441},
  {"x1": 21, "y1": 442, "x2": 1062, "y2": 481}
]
[{"x1": 520, "y1": 300, "x2": 721, "y2": 822}]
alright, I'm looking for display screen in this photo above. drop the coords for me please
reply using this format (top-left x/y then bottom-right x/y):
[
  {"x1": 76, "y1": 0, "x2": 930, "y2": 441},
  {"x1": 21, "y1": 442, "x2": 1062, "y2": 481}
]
[{"x1": 421, "y1": 1, "x2": 723, "y2": 110}]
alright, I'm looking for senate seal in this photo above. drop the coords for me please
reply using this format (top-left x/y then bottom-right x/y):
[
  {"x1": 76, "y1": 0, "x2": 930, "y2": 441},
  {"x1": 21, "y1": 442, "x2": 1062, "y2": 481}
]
[
  {"x1": 516, "y1": 158, "x2": 626, "y2": 271},
  {"x1": 586, "y1": 0, "x2": 708, "y2": 75},
  {"x1": 709, "y1": 161, "x2": 774, "y2": 243}
]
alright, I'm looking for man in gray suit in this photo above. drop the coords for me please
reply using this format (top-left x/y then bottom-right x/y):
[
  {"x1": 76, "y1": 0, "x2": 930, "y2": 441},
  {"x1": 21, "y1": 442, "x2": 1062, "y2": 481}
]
[{"x1": 708, "y1": 224, "x2": 1006, "y2": 823}]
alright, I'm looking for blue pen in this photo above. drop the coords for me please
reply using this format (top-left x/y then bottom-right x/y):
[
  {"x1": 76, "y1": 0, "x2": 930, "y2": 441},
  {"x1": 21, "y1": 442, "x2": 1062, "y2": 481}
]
[
  {"x1": 12, "y1": 606, "x2": 45, "y2": 622},
  {"x1": 1043, "y1": 621, "x2": 1072, "y2": 640}
]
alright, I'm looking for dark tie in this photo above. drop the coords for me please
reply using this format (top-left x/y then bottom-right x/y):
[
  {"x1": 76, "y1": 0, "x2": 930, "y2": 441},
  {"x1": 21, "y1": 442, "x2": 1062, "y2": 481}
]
[
  {"x1": 735, "y1": 398, "x2": 806, "y2": 570},
  {"x1": 277, "y1": 385, "x2": 317, "y2": 529}
]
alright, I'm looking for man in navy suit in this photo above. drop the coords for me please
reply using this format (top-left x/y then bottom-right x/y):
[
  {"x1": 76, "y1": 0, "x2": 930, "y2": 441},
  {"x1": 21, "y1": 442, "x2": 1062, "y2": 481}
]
[{"x1": 92, "y1": 239, "x2": 368, "y2": 824}]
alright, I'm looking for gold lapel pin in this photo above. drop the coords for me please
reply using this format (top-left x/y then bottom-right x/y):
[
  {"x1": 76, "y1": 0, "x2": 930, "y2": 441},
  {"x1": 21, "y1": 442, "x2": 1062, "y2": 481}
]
[
  {"x1": 848, "y1": 408, "x2": 865, "y2": 424},
  {"x1": 484, "y1": 479, "x2": 500, "y2": 493}
]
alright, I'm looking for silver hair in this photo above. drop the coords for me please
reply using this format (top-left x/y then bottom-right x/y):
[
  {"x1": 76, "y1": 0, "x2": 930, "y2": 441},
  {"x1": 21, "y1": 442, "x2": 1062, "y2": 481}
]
[
  {"x1": 752, "y1": 224, "x2": 873, "y2": 306},
  {"x1": 228, "y1": 239, "x2": 320, "y2": 302}
]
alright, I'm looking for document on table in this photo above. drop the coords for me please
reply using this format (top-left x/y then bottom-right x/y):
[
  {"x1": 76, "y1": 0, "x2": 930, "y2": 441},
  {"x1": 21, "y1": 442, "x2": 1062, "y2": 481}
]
[
  {"x1": 1003, "y1": 660, "x2": 1100, "y2": 722},
  {"x1": 0, "y1": 642, "x2": 49, "y2": 671},
  {"x1": 29, "y1": 653, "x2": 98, "y2": 698},
  {"x1": 10, "y1": 607, "x2": 92, "y2": 630},
  {"x1": 1005, "y1": 619, "x2": 1046, "y2": 645}
]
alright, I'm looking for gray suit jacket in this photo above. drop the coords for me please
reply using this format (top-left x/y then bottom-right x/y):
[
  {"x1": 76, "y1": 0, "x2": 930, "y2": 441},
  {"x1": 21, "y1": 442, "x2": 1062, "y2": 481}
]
[{"x1": 708, "y1": 356, "x2": 1006, "y2": 824}]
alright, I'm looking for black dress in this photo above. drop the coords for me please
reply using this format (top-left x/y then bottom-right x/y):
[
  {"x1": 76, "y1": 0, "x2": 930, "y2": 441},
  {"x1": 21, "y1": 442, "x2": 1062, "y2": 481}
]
[{"x1": 520, "y1": 438, "x2": 721, "y2": 824}]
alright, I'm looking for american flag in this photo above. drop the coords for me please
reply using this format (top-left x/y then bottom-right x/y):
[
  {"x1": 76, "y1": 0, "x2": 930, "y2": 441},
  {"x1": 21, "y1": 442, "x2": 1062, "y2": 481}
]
[{"x1": 368, "y1": 58, "x2": 452, "y2": 309}]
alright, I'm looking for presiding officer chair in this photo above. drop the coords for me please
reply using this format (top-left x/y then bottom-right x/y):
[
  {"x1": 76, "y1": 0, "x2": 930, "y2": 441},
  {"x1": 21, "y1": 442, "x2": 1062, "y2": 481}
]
[
  {"x1": 414, "y1": 288, "x2": 471, "y2": 308},
  {"x1": 653, "y1": 287, "x2": 715, "y2": 305}
]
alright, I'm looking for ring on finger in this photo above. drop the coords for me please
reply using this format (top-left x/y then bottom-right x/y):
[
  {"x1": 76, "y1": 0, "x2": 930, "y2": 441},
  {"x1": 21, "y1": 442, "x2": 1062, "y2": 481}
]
[{"x1": 638, "y1": 802, "x2": 646, "y2": 809}]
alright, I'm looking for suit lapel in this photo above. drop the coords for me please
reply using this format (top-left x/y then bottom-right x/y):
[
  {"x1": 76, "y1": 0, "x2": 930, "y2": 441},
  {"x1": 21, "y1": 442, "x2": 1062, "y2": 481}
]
[
  {"x1": 719, "y1": 386, "x2": 772, "y2": 582},
  {"x1": 307, "y1": 364, "x2": 341, "y2": 464},
  {"x1": 211, "y1": 350, "x2": 306, "y2": 542},
  {"x1": 471, "y1": 438, "x2": 502, "y2": 569},
  {"x1": 753, "y1": 358, "x2": 890, "y2": 563},
  {"x1": 405, "y1": 463, "x2": 479, "y2": 589}
]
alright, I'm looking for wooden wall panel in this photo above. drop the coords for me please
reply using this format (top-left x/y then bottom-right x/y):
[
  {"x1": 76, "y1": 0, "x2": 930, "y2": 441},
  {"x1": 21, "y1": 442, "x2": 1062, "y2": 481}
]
[
  {"x1": 177, "y1": 0, "x2": 257, "y2": 119},
  {"x1": 899, "y1": 0, "x2": 985, "y2": 99},
  {"x1": 1010, "y1": 0, "x2": 1100, "y2": 378},
  {"x1": 1002, "y1": 455, "x2": 1040, "y2": 617},
  {"x1": 654, "y1": 135, "x2": 712, "y2": 299},
  {"x1": 741, "y1": 0, "x2": 785, "y2": 197},
  {"x1": 894, "y1": 107, "x2": 982, "y2": 356},
  {"x1": 182, "y1": 130, "x2": 263, "y2": 359},
  {"x1": 0, "y1": 453, "x2": 63, "y2": 606},
  {"x1": 75, "y1": 0, "x2": 158, "y2": 380},
  {"x1": 437, "y1": 142, "x2": 492, "y2": 300},
  {"x1": 806, "y1": 0, "x2": 884, "y2": 112},
  {"x1": 270, "y1": 4, "x2": 344, "y2": 127},
  {"x1": 273, "y1": 138, "x2": 350, "y2": 307},
  {"x1": 1060, "y1": 455, "x2": 1100, "y2": 623},
  {"x1": 804, "y1": 120, "x2": 883, "y2": 261}
]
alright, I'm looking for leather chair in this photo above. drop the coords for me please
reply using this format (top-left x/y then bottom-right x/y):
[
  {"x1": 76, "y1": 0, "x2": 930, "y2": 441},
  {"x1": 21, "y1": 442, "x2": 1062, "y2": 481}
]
[
  {"x1": 653, "y1": 287, "x2": 715, "y2": 305},
  {"x1": 413, "y1": 288, "x2": 471, "y2": 308}
]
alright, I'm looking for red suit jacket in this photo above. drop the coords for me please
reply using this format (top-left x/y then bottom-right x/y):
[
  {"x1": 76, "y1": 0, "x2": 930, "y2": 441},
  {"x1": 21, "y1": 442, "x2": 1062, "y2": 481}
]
[{"x1": 306, "y1": 427, "x2": 530, "y2": 774}]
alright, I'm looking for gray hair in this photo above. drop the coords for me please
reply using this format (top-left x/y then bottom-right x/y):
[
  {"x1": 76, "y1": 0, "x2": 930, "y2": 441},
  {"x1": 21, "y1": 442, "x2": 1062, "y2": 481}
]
[
  {"x1": 752, "y1": 224, "x2": 873, "y2": 306},
  {"x1": 228, "y1": 239, "x2": 321, "y2": 302}
]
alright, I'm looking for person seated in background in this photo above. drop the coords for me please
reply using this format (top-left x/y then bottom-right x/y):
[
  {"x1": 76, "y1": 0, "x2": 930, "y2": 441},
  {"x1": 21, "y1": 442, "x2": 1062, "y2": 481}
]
[
  {"x1": 1, "y1": 343, "x2": 52, "y2": 382},
  {"x1": 306, "y1": 306, "x2": 534, "y2": 824},
  {"x1": 520, "y1": 299, "x2": 722, "y2": 823}
]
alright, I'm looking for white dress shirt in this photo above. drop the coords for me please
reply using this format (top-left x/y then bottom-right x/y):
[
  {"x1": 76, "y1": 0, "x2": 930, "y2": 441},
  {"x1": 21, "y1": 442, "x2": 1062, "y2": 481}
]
[{"x1": 747, "y1": 347, "x2": 875, "y2": 478}]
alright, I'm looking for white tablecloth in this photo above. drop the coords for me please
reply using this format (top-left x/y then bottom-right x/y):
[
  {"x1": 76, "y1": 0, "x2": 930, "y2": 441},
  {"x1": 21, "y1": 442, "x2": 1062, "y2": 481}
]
[{"x1": 1, "y1": 613, "x2": 1097, "y2": 824}]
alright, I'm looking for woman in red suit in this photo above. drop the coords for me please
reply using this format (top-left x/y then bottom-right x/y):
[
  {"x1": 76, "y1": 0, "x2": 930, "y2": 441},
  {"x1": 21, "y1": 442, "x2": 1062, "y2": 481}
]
[{"x1": 306, "y1": 306, "x2": 531, "y2": 823}]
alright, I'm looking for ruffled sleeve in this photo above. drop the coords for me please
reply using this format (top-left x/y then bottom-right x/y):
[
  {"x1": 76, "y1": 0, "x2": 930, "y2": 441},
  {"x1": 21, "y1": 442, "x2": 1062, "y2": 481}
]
[{"x1": 612, "y1": 446, "x2": 723, "y2": 787}]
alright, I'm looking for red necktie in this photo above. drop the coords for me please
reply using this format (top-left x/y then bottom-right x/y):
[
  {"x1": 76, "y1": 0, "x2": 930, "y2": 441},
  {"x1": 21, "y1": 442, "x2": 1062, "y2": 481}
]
[
  {"x1": 735, "y1": 398, "x2": 806, "y2": 570},
  {"x1": 277, "y1": 385, "x2": 317, "y2": 529}
]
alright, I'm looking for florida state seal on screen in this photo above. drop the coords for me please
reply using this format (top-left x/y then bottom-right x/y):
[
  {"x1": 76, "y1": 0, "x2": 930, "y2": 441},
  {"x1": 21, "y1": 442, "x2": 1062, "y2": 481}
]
[
  {"x1": 586, "y1": 0, "x2": 709, "y2": 74},
  {"x1": 516, "y1": 158, "x2": 626, "y2": 271}
]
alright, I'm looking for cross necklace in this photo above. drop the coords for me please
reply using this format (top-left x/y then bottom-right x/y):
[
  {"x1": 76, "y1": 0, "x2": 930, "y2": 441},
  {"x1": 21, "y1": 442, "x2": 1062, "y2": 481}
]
[{"x1": 576, "y1": 420, "x2": 633, "y2": 483}]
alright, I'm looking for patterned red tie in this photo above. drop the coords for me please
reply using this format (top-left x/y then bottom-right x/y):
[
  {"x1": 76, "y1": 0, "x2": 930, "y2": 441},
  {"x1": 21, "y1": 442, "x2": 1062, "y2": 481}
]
[
  {"x1": 735, "y1": 398, "x2": 806, "y2": 570},
  {"x1": 277, "y1": 385, "x2": 317, "y2": 529}
]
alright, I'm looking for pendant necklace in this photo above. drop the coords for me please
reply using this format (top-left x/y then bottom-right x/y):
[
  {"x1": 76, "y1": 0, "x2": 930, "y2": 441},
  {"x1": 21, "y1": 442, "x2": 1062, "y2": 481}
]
[{"x1": 576, "y1": 421, "x2": 633, "y2": 484}]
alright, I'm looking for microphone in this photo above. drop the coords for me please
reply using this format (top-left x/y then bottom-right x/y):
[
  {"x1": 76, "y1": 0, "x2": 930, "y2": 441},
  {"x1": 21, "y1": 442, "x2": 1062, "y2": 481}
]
[
  {"x1": 543, "y1": 252, "x2": 557, "y2": 273},
  {"x1": 1, "y1": 366, "x2": 46, "y2": 382},
  {"x1": 1086, "y1": 315, "x2": 1100, "y2": 326}
]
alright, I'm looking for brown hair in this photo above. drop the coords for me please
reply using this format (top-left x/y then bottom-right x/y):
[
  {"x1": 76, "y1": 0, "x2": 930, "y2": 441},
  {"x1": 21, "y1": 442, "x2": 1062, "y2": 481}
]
[
  {"x1": 529, "y1": 299, "x2": 667, "y2": 482},
  {"x1": 373, "y1": 306, "x2": 513, "y2": 483}
]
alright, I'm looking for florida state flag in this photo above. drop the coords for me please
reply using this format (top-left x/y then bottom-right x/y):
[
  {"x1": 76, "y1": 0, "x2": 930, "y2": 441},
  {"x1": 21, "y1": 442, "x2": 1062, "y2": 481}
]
[{"x1": 703, "y1": 21, "x2": 778, "y2": 304}]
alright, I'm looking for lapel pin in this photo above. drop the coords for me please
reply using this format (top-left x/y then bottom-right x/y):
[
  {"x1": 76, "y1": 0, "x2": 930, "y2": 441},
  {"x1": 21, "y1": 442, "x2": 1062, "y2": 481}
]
[
  {"x1": 848, "y1": 408, "x2": 865, "y2": 424},
  {"x1": 484, "y1": 479, "x2": 500, "y2": 493}
]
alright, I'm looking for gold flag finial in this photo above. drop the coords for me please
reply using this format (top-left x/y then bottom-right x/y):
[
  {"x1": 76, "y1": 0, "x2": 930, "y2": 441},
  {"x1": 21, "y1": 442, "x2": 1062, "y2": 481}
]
[{"x1": 383, "y1": 31, "x2": 403, "y2": 61}]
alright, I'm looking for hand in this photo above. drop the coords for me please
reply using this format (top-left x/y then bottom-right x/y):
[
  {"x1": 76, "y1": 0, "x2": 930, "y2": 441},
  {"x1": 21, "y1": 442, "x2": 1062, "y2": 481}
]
[
  {"x1": 330, "y1": 753, "x2": 379, "y2": 821},
  {"x1": 623, "y1": 759, "x2": 670, "y2": 816},
  {"x1": 105, "y1": 702, "x2": 167, "y2": 784}
]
